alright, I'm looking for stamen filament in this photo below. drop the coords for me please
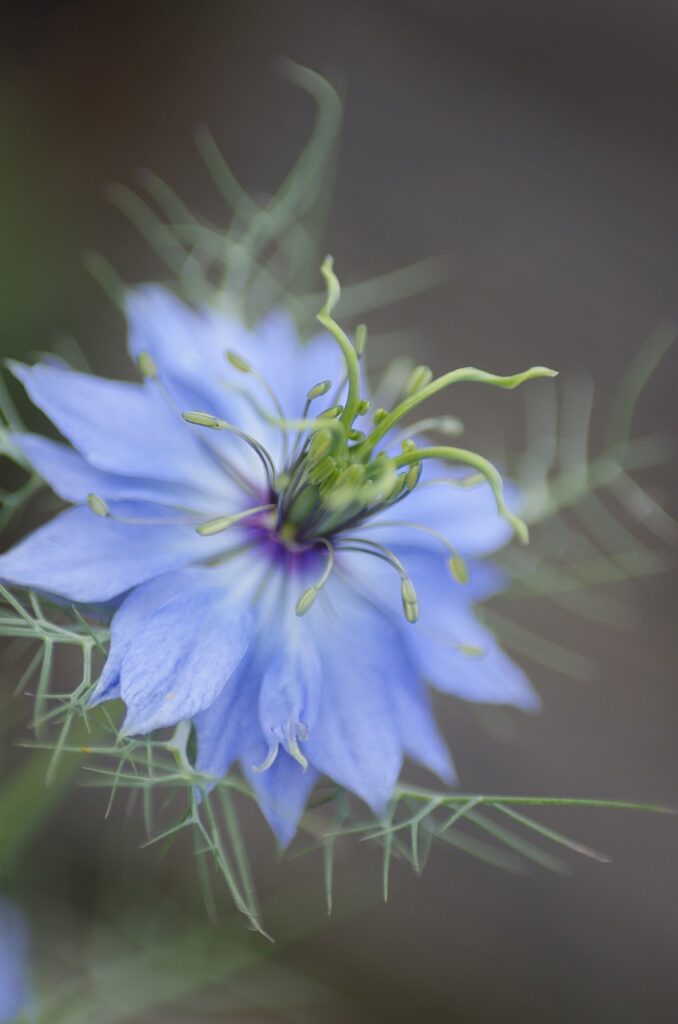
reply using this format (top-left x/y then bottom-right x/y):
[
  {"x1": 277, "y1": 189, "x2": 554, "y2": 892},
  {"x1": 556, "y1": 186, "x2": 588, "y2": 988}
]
[
  {"x1": 196, "y1": 503, "x2": 275, "y2": 536},
  {"x1": 295, "y1": 538, "x2": 335, "y2": 615},
  {"x1": 225, "y1": 348, "x2": 290, "y2": 463},
  {"x1": 337, "y1": 537, "x2": 419, "y2": 622},
  {"x1": 182, "y1": 410, "x2": 276, "y2": 486},
  {"x1": 86, "y1": 494, "x2": 197, "y2": 526},
  {"x1": 356, "y1": 519, "x2": 469, "y2": 582}
]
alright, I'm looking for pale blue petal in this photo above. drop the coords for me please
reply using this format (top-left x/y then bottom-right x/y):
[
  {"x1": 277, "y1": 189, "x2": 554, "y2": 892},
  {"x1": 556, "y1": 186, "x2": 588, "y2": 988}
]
[
  {"x1": 410, "y1": 613, "x2": 540, "y2": 710},
  {"x1": 403, "y1": 555, "x2": 540, "y2": 710},
  {"x1": 305, "y1": 593, "x2": 403, "y2": 814},
  {"x1": 332, "y1": 548, "x2": 539, "y2": 710},
  {"x1": 0, "y1": 504, "x2": 231, "y2": 602},
  {"x1": 90, "y1": 568, "x2": 209, "y2": 706},
  {"x1": 244, "y1": 754, "x2": 319, "y2": 848},
  {"x1": 390, "y1": 671, "x2": 455, "y2": 783},
  {"x1": 194, "y1": 655, "x2": 318, "y2": 847},
  {"x1": 126, "y1": 288, "x2": 355, "y2": 477},
  {"x1": 194, "y1": 656, "x2": 252, "y2": 780},
  {"x1": 369, "y1": 464, "x2": 518, "y2": 557},
  {"x1": 10, "y1": 361, "x2": 223, "y2": 491},
  {"x1": 11, "y1": 433, "x2": 227, "y2": 514},
  {"x1": 120, "y1": 587, "x2": 254, "y2": 734},
  {"x1": 126, "y1": 287, "x2": 281, "y2": 469},
  {"x1": 257, "y1": 619, "x2": 322, "y2": 758}
]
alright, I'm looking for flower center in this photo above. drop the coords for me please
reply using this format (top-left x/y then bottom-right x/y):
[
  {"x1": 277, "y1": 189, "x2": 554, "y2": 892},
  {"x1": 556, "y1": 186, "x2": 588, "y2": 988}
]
[{"x1": 175, "y1": 258, "x2": 555, "y2": 621}]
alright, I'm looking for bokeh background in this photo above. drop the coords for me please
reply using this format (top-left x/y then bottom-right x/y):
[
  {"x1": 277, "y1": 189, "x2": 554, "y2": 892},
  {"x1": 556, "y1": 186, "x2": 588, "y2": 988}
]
[{"x1": 2, "y1": 1, "x2": 677, "y2": 1021}]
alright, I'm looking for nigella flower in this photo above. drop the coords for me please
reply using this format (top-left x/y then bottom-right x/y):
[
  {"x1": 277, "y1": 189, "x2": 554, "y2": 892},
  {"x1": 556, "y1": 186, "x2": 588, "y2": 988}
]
[
  {"x1": 0, "y1": 899, "x2": 30, "y2": 1023},
  {"x1": 0, "y1": 261, "x2": 554, "y2": 845}
]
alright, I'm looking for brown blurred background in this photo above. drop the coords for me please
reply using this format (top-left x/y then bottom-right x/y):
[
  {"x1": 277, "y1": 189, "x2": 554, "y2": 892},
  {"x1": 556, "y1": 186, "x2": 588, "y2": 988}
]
[{"x1": 2, "y1": 1, "x2": 677, "y2": 1021}]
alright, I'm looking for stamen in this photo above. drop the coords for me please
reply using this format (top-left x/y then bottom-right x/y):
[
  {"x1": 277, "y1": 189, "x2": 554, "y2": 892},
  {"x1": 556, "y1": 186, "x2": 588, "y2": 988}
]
[
  {"x1": 295, "y1": 538, "x2": 335, "y2": 616},
  {"x1": 136, "y1": 351, "x2": 158, "y2": 378},
  {"x1": 400, "y1": 577, "x2": 419, "y2": 623},
  {"x1": 405, "y1": 364, "x2": 433, "y2": 396},
  {"x1": 225, "y1": 348, "x2": 290, "y2": 462},
  {"x1": 195, "y1": 503, "x2": 275, "y2": 536},
  {"x1": 87, "y1": 493, "x2": 109, "y2": 518},
  {"x1": 357, "y1": 519, "x2": 470, "y2": 584},
  {"x1": 86, "y1": 493, "x2": 196, "y2": 527},
  {"x1": 318, "y1": 404, "x2": 344, "y2": 420},
  {"x1": 307, "y1": 380, "x2": 332, "y2": 401},
  {"x1": 182, "y1": 410, "x2": 276, "y2": 487},
  {"x1": 290, "y1": 380, "x2": 334, "y2": 462},
  {"x1": 337, "y1": 537, "x2": 419, "y2": 623}
]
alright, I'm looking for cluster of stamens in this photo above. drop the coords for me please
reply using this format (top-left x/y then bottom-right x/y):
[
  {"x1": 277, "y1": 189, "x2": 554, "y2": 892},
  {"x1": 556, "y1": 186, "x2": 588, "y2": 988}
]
[{"x1": 89, "y1": 258, "x2": 556, "y2": 626}]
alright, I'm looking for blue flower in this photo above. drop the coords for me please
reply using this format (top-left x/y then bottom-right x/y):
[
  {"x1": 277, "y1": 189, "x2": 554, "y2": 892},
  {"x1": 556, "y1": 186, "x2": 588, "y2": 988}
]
[
  {"x1": 0, "y1": 269, "x2": 550, "y2": 845},
  {"x1": 0, "y1": 899, "x2": 30, "y2": 1023}
]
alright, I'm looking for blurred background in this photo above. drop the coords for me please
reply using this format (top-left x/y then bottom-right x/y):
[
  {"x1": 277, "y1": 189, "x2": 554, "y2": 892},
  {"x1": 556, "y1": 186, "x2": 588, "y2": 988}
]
[{"x1": 1, "y1": 1, "x2": 676, "y2": 1021}]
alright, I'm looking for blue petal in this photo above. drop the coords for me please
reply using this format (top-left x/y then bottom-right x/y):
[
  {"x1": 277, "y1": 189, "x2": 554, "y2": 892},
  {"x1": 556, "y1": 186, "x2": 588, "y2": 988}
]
[
  {"x1": 0, "y1": 504, "x2": 232, "y2": 602},
  {"x1": 126, "y1": 288, "x2": 348, "y2": 463},
  {"x1": 409, "y1": 614, "x2": 540, "y2": 710},
  {"x1": 126, "y1": 287, "x2": 281, "y2": 470},
  {"x1": 120, "y1": 586, "x2": 254, "y2": 734},
  {"x1": 10, "y1": 360, "x2": 224, "y2": 491},
  {"x1": 90, "y1": 568, "x2": 208, "y2": 706},
  {"x1": 403, "y1": 555, "x2": 540, "y2": 710},
  {"x1": 11, "y1": 433, "x2": 228, "y2": 514},
  {"x1": 194, "y1": 654, "x2": 318, "y2": 847},
  {"x1": 334, "y1": 548, "x2": 539, "y2": 711},
  {"x1": 257, "y1": 619, "x2": 322, "y2": 761},
  {"x1": 390, "y1": 671, "x2": 455, "y2": 784},
  {"x1": 194, "y1": 655, "x2": 252, "y2": 780},
  {"x1": 368, "y1": 464, "x2": 519, "y2": 557},
  {"x1": 305, "y1": 590, "x2": 403, "y2": 814},
  {"x1": 244, "y1": 753, "x2": 318, "y2": 848}
]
